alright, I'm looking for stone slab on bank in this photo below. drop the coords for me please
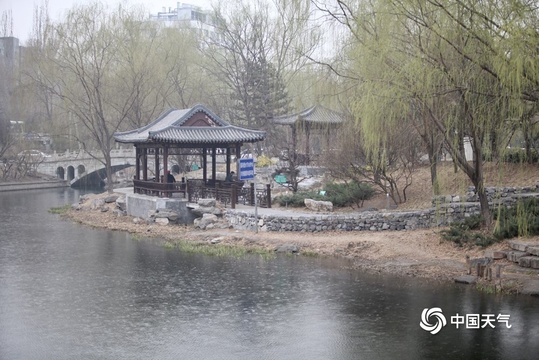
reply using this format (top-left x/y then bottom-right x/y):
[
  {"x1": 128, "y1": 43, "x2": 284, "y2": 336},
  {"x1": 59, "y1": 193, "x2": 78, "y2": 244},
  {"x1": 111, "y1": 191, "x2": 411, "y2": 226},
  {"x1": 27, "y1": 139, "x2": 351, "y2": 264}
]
[
  {"x1": 124, "y1": 192, "x2": 196, "y2": 224},
  {"x1": 0, "y1": 180, "x2": 68, "y2": 192}
]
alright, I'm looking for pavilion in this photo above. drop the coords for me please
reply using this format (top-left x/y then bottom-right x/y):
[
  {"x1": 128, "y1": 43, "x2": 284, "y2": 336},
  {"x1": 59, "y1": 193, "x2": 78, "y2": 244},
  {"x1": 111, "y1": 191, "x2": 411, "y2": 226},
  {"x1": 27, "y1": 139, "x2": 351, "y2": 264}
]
[
  {"x1": 114, "y1": 104, "x2": 269, "y2": 208},
  {"x1": 272, "y1": 105, "x2": 346, "y2": 165}
]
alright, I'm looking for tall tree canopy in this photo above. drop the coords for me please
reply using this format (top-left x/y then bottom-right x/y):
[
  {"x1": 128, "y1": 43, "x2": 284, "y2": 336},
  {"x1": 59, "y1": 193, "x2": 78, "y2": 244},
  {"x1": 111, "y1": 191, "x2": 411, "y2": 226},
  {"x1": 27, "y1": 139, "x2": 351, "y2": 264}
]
[{"x1": 320, "y1": 0, "x2": 539, "y2": 226}]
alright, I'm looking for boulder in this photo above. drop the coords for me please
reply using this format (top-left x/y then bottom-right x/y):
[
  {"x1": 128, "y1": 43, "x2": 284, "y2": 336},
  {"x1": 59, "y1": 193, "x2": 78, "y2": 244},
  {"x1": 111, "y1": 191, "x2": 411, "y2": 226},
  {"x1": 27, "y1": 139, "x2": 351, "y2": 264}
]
[
  {"x1": 275, "y1": 244, "x2": 299, "y2": 253},
  {"x1": 198, "y1": 198, "x2": 216, "y2": 207},
  {"x1": 104, "y1": 195, "x2": 119, "y2": 203},
  {"x1": 194, "y1": 213, "x2": 218, "y2": 230},
  {"x1": 155, "y1": 217, "x2": 169, "y2": 226},
  {"x1": 153, "y1": 210, "x2": 179, "y2": 222},
  {"x1": 304, "y1": 198, "x2": 333, "y2": 212},
  {"x1": 115, "y1": 196, "x2": 127, "y2": 211},
  {"x1": 90, "y1": 198, "x2": 105, "y2": 210}
]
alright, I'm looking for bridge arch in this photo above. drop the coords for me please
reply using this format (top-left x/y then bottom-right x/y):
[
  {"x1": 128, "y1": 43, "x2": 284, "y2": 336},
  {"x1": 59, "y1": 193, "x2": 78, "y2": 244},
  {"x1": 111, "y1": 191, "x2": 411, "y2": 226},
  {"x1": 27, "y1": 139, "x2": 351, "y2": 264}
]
[
  {"x1": 70, "y1": 163, "x2": 133, "y2": 188},
  {"x1": 56, "y1": 167, "x2": 65, "y2": 180},
  {"x1": 67, "y1": 166, "x2": 75, "y2": 181}
]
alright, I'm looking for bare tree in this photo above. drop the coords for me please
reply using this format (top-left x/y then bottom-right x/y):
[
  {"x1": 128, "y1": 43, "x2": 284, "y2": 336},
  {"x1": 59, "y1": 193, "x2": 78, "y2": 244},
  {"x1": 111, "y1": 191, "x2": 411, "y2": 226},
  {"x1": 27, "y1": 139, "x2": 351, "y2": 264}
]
[{"x1": 31, "y1": 3, "x2": 176, "y2": 191}]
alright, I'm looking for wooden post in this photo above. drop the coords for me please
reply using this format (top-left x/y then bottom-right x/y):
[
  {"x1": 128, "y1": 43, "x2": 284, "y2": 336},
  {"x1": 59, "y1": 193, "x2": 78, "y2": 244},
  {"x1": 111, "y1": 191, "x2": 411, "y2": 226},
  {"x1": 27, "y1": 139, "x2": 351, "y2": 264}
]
[
  {"x1": 142, "y1": 148, "x2": 148, "y2": 181},
  {"x1": 135, "y1": 146, "x2": 140, "y2": 180},
  {"x1": 163, "y1": 146, "x2": 168, "y2": 182},
  {"x1": 202, "y1": 148, "x2": 207, "y2": 183},
  {"x1": 231, "y1": 184, "x2": 236, "y2": 209},
  {"x1": 266, "y1": 184, "x2": 271, "y2": 208},
  {"x1": 154, "y1": 147, "x2": 160, "y2": 182},
  {"x1": 226, "y1": 147, "x2": 231, "y2": 177},
  {"x1": 235, "y1": 144, "x2": 241, "y2": 175},
  {"x1": 211, "y1": 146, "x2": 217, "y2": 183},
  {"x1": 250, "y1": 183, "x2": 255, "y2": 206}
]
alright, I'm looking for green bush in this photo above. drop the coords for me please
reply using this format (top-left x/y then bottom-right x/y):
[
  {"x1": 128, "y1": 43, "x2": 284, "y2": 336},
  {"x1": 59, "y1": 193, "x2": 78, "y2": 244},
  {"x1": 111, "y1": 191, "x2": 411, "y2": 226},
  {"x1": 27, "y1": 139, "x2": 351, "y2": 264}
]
[
  {"x1": 494, "y1": 198, "x2": 539, "y2": 239},
  {"x1": 273, "y1": 181, "x2": 375, "y2": 209},
  {"x1": 501, "y1": 148, "x2": 539, "y2": 163},
  {"x1": 274, "y1": 191, "x2": 323, "y2": 207},
  {"x1": 441, "y1": 198, "x2": 539, "y2": 247},
  {"x1": 324, "y1": 181, "x2": 376, "y2": 208},
  {"x1": 440, "y1": 215, "x2": 497, "y2": 247}
]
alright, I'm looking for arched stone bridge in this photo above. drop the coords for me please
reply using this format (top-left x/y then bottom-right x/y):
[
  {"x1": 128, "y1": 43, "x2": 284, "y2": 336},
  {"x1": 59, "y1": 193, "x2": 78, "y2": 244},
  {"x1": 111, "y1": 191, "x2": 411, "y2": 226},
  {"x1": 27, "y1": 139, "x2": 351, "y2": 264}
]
[{"x1": 38, "y1": 148, "x2": 135, "y2": 187}]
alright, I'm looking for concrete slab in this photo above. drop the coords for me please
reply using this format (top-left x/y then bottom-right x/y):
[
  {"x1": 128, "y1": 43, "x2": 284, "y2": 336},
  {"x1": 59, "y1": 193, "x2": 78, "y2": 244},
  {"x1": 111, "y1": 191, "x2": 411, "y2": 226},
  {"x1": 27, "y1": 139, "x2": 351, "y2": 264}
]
[
  {"x1": 518, "y1": 256, "x2": 539, "y2": 269},
  {"x1": 125, "y1": 192, "x2": 195, "y2": 224}
]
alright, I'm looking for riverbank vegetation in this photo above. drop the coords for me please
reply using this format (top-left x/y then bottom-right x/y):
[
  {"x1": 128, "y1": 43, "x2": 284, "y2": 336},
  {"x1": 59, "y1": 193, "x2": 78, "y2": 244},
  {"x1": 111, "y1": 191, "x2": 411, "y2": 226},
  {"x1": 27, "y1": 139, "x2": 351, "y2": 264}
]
[{"x1": 162, "y1": 240, "x2": 276, "y2": 259}]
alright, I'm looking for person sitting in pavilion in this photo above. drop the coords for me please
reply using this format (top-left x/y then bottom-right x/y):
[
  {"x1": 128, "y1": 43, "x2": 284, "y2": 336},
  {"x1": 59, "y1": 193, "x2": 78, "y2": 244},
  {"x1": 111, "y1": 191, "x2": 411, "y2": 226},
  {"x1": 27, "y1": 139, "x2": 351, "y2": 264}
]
[
  {"x1": 224, "y1": 171, "x2": 235, "y2": 183},
  {"x1": 167, "y1": 170, "x2": 176, "y2": 183}
]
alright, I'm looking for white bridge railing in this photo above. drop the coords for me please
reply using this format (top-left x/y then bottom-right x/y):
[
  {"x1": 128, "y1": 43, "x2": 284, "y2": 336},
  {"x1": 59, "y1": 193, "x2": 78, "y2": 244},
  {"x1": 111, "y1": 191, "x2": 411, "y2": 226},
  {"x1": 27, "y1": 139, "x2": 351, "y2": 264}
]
[{"x1": 46, "y1": 148, "x2": 135, "y2": 162}]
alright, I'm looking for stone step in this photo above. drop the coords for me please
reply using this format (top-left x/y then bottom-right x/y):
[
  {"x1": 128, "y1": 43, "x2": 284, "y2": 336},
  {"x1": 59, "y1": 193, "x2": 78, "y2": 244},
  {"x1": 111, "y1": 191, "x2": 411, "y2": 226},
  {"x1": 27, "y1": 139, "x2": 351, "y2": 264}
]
[
  {"x1": 527, "y1": 246, "x2": 539, "y2": 256},
  {"x1": 518, "y1": 256, "x2": 539, "y2": 269},
  {"x1": 508, "y1": 240, "x2": 531, "y2": 252},
  {"x1": 507, "y1": 250, "x2": 529, "y2": 263}
]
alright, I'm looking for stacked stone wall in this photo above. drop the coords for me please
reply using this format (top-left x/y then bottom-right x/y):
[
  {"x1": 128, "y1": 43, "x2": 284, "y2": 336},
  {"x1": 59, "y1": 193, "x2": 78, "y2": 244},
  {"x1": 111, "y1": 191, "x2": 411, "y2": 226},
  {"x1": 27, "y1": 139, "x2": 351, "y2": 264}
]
[{"x1": 226, "y1": 186, "x2": 539, "y2": 232}]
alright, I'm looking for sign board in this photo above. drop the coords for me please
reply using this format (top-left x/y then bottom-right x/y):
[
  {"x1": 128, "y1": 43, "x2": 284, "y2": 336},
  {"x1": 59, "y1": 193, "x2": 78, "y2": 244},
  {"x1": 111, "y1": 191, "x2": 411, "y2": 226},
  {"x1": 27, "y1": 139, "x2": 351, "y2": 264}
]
[{"x1": 239, "y1": 158, "x2": 255, "y2": 180}]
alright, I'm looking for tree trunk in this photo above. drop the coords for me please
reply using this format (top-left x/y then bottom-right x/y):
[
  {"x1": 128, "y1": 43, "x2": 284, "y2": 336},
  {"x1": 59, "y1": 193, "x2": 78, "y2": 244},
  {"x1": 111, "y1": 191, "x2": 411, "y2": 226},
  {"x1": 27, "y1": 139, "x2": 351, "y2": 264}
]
[{"x1": 104, "y1": 152, "x2": 114, "y2": 193}]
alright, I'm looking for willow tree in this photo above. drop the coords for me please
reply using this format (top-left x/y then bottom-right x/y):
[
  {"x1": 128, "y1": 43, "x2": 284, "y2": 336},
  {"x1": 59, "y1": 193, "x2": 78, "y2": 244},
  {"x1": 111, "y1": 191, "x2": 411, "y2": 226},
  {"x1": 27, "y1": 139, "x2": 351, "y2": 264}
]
[{"x1": 331, "y1": 0, "x2": 539, "y2": 227}]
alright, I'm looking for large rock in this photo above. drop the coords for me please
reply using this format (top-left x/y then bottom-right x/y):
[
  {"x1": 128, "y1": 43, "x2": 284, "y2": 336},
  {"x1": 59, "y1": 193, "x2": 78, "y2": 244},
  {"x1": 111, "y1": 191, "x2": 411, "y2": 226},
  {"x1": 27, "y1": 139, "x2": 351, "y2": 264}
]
[
  {"x1": 115, "y1": 196, "x2": 127, "y2": 211},
  {"x1": 275, "y1": 244, "x2": 299, "y2": 253},
  {"x1": 304, "y1": 198, "x2": 333, "y2": 212},
  {"x1": 90, "y1": 198, "x2": 105, "y2": 210},
  {"x1": 191, "y1": 199, "x2": 224, "y2": 217},
  {"x1": 194, "y1": 213, "x2": 218, "y2": 230},
  {"x1": 104, "y1": 195, "x2": 119, "y2": 203},
  {"x1": 198, "y1": 198, "x2": 216, "y2": 207}
]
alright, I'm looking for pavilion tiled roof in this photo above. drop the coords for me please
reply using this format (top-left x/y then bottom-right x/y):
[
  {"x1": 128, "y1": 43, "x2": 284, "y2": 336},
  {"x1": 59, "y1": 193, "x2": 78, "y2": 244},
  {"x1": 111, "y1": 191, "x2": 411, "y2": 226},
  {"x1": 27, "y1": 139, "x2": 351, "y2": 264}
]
[
  {"x1": 114, "y1": 105, "x2": 266, "y2": 145},
  {"x1": 272, "y1": 105, "x2": 345, "y2": 125}
]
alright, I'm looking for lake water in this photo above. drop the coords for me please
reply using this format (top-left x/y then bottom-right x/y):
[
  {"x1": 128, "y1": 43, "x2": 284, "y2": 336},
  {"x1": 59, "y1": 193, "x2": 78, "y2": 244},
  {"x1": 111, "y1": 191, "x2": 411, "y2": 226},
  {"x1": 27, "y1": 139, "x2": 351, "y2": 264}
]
[{"x1": 0, "y1": 188, "x2": 538, "y2": 359}]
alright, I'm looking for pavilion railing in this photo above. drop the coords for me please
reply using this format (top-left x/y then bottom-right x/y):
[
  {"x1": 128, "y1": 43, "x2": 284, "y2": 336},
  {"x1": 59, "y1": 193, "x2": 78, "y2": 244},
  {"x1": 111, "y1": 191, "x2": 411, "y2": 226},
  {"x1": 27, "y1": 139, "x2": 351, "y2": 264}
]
[
  {"x1": 133, "y1": 179, "x2": 186, "y2": 198},
  {"x1": 132, "y1": 178, "x2": 272, "y2": 208},
  {"x1": 186, "y1": 179, "x2": 271, "y2": 208}
]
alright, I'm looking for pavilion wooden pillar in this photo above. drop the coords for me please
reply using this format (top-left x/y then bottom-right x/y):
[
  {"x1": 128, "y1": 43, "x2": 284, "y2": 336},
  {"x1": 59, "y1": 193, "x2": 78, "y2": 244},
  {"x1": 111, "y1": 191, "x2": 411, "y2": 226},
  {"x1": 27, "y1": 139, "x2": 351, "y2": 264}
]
[
  {"x1": 142, "y1": 148, "x2": 148, "y2": 181},
  {"x1": 226, "y1": 147, "x2": 231, "y2": 177},
  {"x1": 135, "y1": 146, "x2": 140, "y2": 180},
  {"x1": 235, "y1": 144, "x2": 241, "y2": 175},
  {"x1": 305, "y1": 122, "x2": 311, "y2": 165},
  {"x1": 211, "y1": 146, "x2": 217, "y2": 183},
  {"x1": 202, "y1": 148, "x2": 207, "y2": 183},
  {"x1": 163, "y1": 146, "x2": 169, "y2": 182},
  {"x1": 154, "y1": 147, "x2": 160, "y2": 182}
]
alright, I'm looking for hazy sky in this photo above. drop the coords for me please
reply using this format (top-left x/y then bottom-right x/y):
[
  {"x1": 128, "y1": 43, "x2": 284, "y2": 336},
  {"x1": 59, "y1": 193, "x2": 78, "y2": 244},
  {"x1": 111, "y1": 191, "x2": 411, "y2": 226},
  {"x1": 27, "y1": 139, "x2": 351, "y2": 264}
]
[{"x1": 0, "y1": 0, "x2": 212, "y2": 45}]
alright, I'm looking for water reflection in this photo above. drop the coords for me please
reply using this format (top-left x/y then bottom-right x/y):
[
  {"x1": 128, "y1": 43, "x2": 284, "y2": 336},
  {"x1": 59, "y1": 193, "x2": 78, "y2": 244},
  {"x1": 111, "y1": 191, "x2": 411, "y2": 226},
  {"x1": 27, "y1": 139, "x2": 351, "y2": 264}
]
[{"x1": 0, "y1": 189, "x2": 537, "y2": 359}]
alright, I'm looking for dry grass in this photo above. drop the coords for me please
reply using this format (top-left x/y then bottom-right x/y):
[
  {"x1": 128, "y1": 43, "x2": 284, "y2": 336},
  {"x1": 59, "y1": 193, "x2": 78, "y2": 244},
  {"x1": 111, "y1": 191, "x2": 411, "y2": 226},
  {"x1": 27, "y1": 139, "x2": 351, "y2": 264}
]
[{"x1": 369, "y1": 162, "x2": 539, "y2": 210}]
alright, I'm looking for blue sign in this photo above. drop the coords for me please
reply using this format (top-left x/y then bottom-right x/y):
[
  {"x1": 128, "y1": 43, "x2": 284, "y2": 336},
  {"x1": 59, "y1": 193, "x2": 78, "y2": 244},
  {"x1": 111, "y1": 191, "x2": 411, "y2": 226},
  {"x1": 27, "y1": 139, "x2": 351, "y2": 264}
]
[{"x1": 239, "y1": 158, "x2": 255, "y2": 180}]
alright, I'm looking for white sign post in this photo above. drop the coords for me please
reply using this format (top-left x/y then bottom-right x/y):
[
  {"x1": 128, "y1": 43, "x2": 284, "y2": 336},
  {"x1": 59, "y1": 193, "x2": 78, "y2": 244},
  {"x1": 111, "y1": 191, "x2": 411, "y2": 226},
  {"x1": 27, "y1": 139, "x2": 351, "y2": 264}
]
[{"x1": 239, "y1": 158, "x2": 258, "y2": 233}]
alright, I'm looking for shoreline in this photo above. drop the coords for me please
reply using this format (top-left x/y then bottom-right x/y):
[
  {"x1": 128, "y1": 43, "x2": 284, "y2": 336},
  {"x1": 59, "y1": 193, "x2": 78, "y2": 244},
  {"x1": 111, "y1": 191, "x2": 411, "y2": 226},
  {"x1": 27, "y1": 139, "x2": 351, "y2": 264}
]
[
  {"x1": 63, "y1": 192, "x2": 539, "y2": 296},
  {"x1": 0, "y1": 178, "x2": 68, "y2": 192}
]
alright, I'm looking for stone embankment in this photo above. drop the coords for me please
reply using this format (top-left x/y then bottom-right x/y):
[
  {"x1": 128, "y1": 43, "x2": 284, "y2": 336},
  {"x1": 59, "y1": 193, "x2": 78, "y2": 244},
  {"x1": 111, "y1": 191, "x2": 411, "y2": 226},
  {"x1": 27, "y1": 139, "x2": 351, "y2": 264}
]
[
  {"x1": 0, "y1": 179, "x2": 67, "y2": 192},
  {"x1": 226, "y1": 186, "x2": 539, "y2": 232}
]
